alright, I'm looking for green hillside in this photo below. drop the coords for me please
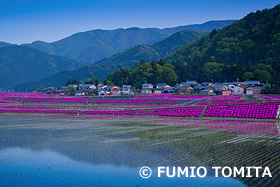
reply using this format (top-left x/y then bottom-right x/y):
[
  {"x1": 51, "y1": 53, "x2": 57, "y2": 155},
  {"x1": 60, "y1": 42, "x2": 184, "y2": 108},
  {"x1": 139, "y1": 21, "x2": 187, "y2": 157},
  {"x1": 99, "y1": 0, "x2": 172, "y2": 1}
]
[
  {"x1": 152, "y1": 30, "x2": 206, "y2": 57},
  {"x1": 161, "y1": 4, "x2": 280, "y2": 87},
  {"x1": 0, "y1": 46, "x2": 81, "y2": 90},
  {"x1": 16, "y1": 30, "x2": 205, "y2": 91},
  {"x1": 105, "y1": 4, "x2": 280, "y2": 91},
  {"x1": 24, "y1": 20, "x2": 234, "y2": 65}
]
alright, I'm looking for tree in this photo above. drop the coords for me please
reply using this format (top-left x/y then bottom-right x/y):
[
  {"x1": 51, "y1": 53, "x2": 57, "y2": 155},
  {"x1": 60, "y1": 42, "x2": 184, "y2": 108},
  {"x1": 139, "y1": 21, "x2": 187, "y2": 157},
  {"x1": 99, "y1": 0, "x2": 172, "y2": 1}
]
[
  {"x1": 67, "y1": 87, "x2": 75, "y2": 95},
  {"x1": 253, "y1": 69, "x2": 271, "y2": 82},
  {"x1": 71, "y1": 79, "x2": 79, "y2": 85},
  {"x1": 65, "y1": 79, "x2": 71, "y2": 86},
  {"x1": 242, "y1": 72, "x2": 254, "y2": 81},
  {"x1": 202, "y1": 62, "x2": 224, "y2": 82},
  {"x1": 160, "y1": 63, "x2": 177, "y2": 86},
  {"x1": 181, "y1": 89, "x2": 187, "y2": 94},
  {"x1": 139, "y1": 59, "x2": 145, "y2": 66},
  {"x1": 95, "y1": 78, "x2": 100, "y2": 87}
]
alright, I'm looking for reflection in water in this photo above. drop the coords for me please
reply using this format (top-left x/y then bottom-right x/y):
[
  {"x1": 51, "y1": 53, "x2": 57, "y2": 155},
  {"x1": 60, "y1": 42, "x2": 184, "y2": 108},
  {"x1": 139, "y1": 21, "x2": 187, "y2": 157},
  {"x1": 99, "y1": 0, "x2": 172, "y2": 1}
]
[
  {"x1": 0, "y1": 148, "x2": 245, "y2": 187},
  {"x1": 1, "y1": 114, "x2": 279, "y2": 186}
]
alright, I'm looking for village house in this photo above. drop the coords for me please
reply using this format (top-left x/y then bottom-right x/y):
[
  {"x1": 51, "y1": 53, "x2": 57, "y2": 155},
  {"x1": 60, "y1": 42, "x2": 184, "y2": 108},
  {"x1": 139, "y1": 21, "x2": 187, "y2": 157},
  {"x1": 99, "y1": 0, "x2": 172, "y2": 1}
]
[
  {"x1": 156, "y1": 83, "x2": 171, "y2": 90},
  {"x1": 141, "y1": 83, "x2": 154, "y2": 94},
  {"x1": 122, "y1": 85, "x2": 134, "y2": 95},
  {"x1": 75, "y1": 89, "x2": 89, "y2": 96},
  {"x1": 246, "y1": 87, "x2": 264, "y2": 95},
  {"x1": 199, "y1": 89, "x2": 216, "y2": 95},
  {"x1": 41, "y1": 87, "x2": 58, "y2": 94},
  {"x1": 182, "y1": 80, "x2": 198, "y2": 87},
  {"x1": 74, "y1": 84, "x2": 98, "y2": 96},
  {"x1": 244, "y1": 80, "x2": 261, "y2": 87},
  {"x1": 193, "y1": 84, "x2": 206, "y2": 93},
  {"x1": 78, "y1": 84, "x2": 96, "y2": 90},
  {"x1": 163, "y1": 87, "x2": 175, "y2": 93},
  {"x1": 202, "y1": 82, "x2": 213, "y2": 88},
  {"x1": 227, "y1": 84, "x2": 244, "y2": 95},
  {"x1": 67, "y1": 84, "x2": 78, "y2": 89},
  {"x1": 214, "y1": 89, "x2": 231, "y2": 95},
  {"x1": 97, "y1": 83, "x2": 107, "y2": 91},
  {"x1": 59, "y1": 86, "x2": 68, "y2": 93},
  {"x1": 212, "y1": 83, "x2": 230, "y2": 95},
  {"x1": 213, "y1": 83, "x2": 228, "y2": 90}
]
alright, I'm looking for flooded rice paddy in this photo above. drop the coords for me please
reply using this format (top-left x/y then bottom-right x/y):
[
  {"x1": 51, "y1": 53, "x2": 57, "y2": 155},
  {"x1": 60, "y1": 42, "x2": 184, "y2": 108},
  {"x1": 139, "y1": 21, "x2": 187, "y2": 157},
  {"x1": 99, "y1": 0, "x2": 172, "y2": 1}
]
[{"x1": 0, "y1": 114, "x2": 280, "y2": 186}]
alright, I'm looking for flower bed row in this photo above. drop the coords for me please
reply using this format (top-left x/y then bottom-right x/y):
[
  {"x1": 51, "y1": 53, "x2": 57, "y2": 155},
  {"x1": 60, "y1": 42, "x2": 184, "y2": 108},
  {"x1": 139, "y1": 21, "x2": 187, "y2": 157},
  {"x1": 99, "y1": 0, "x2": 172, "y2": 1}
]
[
  {"x1": 0, "y1": 105, "x2": 204, "y2": 117},
  {"x1": 204, "y1": 102, "x2": 280, "y2": 119},
  {"x1": 2, "y1": 113, "x2": 279, "y2": 136}
]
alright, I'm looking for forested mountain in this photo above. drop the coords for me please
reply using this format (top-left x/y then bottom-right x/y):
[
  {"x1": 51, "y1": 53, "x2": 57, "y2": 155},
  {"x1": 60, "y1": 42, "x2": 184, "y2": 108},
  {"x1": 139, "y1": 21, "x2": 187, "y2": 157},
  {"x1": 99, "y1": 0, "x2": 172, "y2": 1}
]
[
  {"x1": 0, "y1": 46, "x2": 81, "y2": 90},
  {"x1": 23, "y1": 20, "x2": 234, "y2": 65},
  {"x1": 105, "y1": 4, "x2": 280, "y2": 91},
  {"x1": 162, "y1": 4, "x2": 280, "y2": 86},
  {"x1": 15, "y1": 30, "x2": 206, "y2": 91},
  {"x1": 94, "y1": 30, "x2": 206, "y2": 72}
]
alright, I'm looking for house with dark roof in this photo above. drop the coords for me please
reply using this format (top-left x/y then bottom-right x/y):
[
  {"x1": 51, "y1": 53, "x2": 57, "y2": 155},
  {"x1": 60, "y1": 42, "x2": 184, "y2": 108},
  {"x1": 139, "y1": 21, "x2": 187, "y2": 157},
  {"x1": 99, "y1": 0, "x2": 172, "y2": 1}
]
[
  {"x1": 141, "y1": 83, "x2": 154, "y2": 94},
  {"x1": 182, "y1": 80, "x2": 198, "y2": 87},
  {"x1": 142, "y1": 83, "x2": 153, "y2": 89},
  {"x1": 213, "y1": 83, "x2": 228, "y2": 90},
  {"x1": 202, "y1": 82, "x2": 213, "y2": 87},
  {"x1": 41, "y1": 87, "x2": 58, "y2": 94},
  {"x1": 75, "y1": 89, "x2": 89, "y2": 96},
  {"x1": 78, "y1": 84, "x2": 96, "y2": 90},
  {"x1": 97, "y1": 83, "x2": 107, "y2": 91},
  {"x1": 156, "y1": 83, "x2": 170, "y2": 90},
  {"x1": 214, "y1": 89, "x2": 231, "y2": 95},
  {"x1": 244, "y1": 80, "x2": 261, "y2": 87},
  {"x1": 193, "y1": 84, "x2": 206, "y2": 93},
  {"x1": 199, "y1": 89, "x2": 216, "y2": 95}
]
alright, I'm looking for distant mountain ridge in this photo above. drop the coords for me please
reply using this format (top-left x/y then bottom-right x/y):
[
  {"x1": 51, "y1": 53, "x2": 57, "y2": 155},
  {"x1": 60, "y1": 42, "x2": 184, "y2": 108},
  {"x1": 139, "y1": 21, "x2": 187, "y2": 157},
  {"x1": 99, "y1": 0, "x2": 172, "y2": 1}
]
[
  {"x1": 22, "y1": 20, "x2": 235, "y2": 65},
  {"x1": 94, "y1": 30, "x2": 206, "y2": 72},
  {"x1": 15, "y1": 30, "x2": 206, "y2": 91},
  {"x1": 0, "y1": 42, "x2": 15, "y2": 48},
  {"x1": 0, "y1": 46, "x2": 81, "y2": 90}
]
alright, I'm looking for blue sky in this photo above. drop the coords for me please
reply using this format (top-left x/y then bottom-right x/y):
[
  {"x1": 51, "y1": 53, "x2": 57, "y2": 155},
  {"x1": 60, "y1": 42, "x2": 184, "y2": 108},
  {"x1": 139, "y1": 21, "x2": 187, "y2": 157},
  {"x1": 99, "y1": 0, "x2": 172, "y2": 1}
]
[{"x1": 0, "y1": 0, "x2": 279, "y2": 44}]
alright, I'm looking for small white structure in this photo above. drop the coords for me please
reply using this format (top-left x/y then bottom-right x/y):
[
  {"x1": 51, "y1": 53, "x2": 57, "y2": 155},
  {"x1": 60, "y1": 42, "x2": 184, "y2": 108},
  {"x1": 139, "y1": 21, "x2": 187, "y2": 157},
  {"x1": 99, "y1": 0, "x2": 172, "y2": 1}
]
[
  {"x1": 78, "y1": 84, "x2": 96, "y2": 90},
  {"x1": 141, "y1": 88, "x2": 152, "y2": 94},
  {"x1": 156, "y1": 83, "x2": 170, "y2": 90},
  {"x1": 99, "y1": 90, "x2": 106, "y2": 96},
  {"x1": 228, "y1": 84, "x2": 243, "y2": 95},
  {"x1": 142, "y1": 83, "x2": 153, "y2": 89},
  {"x1": 122, "y1": 85, "x2": 134, "y2": 95},
  {"x1": 97, "y1": 83, "x2": 107, "y2": 91}
]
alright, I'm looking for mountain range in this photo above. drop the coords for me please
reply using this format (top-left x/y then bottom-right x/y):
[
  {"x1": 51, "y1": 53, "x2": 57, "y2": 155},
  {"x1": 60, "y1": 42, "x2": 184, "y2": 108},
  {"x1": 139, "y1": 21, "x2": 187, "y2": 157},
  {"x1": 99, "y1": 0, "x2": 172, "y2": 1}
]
[
  {"x1": 23, "y1": 20, "x2": 235, "y2": 65},
  {"x1": 0, "y1": 20, "x2": 236, "y2": 91},
  {"x1": 104, "y1": 4, "x2": 280, "y2": 90},
  {"x1": 0, "y1": 46, "x2": 80, "y2": 90},
  {"x1": 15, "y1": 30, "x2": 207, "y2": 91}
]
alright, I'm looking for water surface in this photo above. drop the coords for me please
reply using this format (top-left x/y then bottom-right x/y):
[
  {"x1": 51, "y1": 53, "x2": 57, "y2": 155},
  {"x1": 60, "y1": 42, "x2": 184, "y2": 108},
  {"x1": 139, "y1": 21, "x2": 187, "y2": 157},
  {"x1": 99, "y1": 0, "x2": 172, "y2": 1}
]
[{"x1": 1, "y1": 115, "x2": 279, "y2": 186}]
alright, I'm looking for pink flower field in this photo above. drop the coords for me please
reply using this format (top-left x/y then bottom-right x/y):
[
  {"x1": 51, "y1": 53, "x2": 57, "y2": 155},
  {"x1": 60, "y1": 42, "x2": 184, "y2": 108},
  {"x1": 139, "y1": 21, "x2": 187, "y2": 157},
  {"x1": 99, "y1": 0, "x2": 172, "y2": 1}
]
[{"x1": 1, "y1": 92, "x2": 280, "y2": 120}]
